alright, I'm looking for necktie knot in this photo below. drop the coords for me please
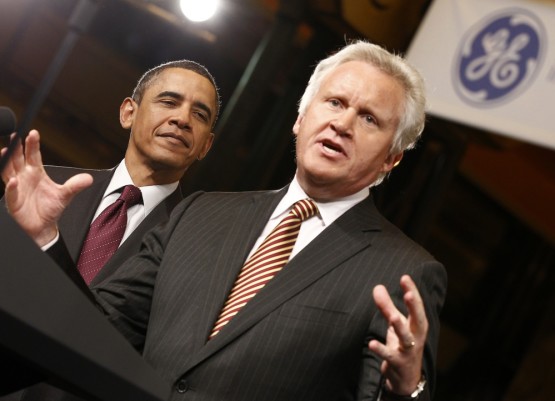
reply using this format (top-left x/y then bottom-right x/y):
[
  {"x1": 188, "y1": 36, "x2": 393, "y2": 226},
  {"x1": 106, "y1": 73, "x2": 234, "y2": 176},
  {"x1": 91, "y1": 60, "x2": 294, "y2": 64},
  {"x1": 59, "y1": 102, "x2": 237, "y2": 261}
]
[
  {"x1": 290, "y1": 198, "x2": 318, "y2": 221},
  {"x1": 119, "y1": 185, "x2": 142, "y2": 207}
]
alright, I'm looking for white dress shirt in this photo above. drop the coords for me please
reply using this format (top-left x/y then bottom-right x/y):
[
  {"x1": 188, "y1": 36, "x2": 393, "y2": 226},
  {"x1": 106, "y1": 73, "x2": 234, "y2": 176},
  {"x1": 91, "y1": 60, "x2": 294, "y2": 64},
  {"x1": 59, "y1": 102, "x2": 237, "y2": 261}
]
[
  {"x1": 97, "y1": 161, "x2": 178, "y2": 243},
  {"x1": 246, "y1": 174, "x2": 370, "y2": 261}
]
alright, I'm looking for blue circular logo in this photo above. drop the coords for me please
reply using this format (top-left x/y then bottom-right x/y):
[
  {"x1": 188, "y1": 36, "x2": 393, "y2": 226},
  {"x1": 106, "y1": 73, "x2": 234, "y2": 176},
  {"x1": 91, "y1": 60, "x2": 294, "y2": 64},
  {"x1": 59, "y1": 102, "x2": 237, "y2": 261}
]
[{"x1": 453, "y1": 8, "x2": 546, "y2": 106}]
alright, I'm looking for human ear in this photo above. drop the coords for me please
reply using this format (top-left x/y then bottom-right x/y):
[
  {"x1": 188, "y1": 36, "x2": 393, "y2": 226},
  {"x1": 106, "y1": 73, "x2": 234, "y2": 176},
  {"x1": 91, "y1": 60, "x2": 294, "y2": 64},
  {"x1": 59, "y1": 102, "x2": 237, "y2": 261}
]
[
  {"x1": 197, "y1": 133, "x2": 215, "y2": 160},
  {"x1": 119, "y1": 98, "x2": 136, "y2": 129},
  {"x1": 292, "y1": 115, "x2": 303, "y2": 136},
  {"x1": 382, "y1": 152, "x2": 403, "y2": 173}
]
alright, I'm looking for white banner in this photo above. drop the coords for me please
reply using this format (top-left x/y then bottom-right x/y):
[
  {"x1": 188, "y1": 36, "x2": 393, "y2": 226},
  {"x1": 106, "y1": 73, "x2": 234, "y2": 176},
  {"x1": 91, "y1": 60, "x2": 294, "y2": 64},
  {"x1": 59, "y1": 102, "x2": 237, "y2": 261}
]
[{"x1": 406, "y1": 0, "x2": 555, "y2": 150}]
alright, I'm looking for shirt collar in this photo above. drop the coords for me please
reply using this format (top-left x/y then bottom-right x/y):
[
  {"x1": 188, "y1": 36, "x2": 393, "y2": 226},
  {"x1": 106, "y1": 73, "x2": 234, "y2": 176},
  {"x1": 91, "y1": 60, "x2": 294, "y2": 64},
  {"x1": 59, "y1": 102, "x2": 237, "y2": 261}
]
[
  {"x1": 273, "y1": 175, "x2": 370, "y2": 227},
  {"x1": 104, "y1": 160, "x2": 179, "y2": 215}
]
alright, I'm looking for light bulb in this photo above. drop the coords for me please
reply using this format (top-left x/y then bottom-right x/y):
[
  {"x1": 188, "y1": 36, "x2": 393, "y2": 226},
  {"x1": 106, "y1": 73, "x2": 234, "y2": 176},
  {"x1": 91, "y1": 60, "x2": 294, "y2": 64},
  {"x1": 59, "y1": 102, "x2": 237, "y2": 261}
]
[{"x1": 179, "y1": 0, "x2": 220, "y2": 22}]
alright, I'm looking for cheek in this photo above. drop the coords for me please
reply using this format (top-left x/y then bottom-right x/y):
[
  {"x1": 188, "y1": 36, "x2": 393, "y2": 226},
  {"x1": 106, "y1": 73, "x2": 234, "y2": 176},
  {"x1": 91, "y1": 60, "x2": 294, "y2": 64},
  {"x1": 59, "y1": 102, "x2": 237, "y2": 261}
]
[
  {"x1": 295, "y1": 134, "x2": 313, "y2": 161},
  {"x1": 352, "y1": 145, "x2": 384, "y2": 170},
  {"x1": 132, "y1": 129, "x2": 151, "y2": 147},
  {"x1": 194, "y1": 132, "x2": 212, "y2": 151},
  {"x1": 138, "y1": 110, "x2": 165, "y2": 130},
  {"x1": 295, "y1": 122, "x2": 317, "y2": 146}
]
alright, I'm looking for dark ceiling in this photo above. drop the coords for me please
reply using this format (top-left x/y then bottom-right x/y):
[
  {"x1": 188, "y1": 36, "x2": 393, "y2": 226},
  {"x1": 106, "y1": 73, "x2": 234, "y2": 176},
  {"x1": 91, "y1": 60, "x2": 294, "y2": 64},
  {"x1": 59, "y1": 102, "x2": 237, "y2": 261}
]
[{"x1": 1, "y1": 1, "x2": 555, "y2": 400}]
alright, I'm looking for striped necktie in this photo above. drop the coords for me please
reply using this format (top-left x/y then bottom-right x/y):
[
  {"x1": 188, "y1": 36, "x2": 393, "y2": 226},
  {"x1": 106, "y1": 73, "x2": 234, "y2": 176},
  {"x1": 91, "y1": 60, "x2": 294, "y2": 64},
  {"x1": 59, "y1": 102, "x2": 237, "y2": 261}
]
[{"x1": 209, "y1": 198, "x2": 318, "y2": 339}]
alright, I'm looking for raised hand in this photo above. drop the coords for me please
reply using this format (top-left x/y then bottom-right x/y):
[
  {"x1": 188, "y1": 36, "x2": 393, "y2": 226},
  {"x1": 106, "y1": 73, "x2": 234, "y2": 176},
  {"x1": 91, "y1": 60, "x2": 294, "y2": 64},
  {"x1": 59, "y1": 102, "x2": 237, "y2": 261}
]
[
  {"x1": 1, "y1": 130, "x2": 93, "y2": 246},
  {"x1": 369, "y1": 275, "x2": 427, "y2": 396}
]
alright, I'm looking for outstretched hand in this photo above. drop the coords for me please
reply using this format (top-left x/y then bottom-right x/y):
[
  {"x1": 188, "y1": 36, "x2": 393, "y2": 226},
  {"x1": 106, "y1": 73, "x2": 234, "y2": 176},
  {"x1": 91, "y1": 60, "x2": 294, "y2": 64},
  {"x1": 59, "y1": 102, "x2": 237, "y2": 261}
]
[
  {"x1": 1, "y1": 130, "x2": 93, "y2": 246},
  {"x1": 369, "y1": 275, "x2": 427, "y2": 396}
]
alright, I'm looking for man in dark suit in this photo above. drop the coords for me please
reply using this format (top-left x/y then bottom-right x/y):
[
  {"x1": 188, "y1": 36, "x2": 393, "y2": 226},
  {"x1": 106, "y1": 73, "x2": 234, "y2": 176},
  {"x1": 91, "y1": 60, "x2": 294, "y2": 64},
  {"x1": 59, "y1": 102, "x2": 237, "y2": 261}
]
[
  {"x1": 3, "y1": 41, "x2": 447, "y2": 401},
  {"x1": 0, "y1": 59, "x2": 220, "y2": 400},
  {"x1": 2, "y1": 59, "x2": 219, "y2": 285}
]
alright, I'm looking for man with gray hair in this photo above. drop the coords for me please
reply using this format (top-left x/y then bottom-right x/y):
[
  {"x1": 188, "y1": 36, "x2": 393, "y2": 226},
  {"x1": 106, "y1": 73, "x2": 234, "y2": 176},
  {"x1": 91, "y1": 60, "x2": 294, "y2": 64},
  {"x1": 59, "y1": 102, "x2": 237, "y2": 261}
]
[{"x1": 3, "y1": 40, "x2": 446, "y2": 400}]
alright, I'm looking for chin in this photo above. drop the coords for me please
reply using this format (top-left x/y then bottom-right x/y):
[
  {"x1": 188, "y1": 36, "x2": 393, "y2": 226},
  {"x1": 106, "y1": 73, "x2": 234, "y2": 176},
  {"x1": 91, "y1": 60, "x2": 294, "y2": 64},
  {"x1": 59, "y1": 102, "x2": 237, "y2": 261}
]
[
  {"x1": 149, "y1": 156, "x2": 186, "y2": 170},
  {"x1": 304, "y1": 172, "x2": 342, "y2": 189},
  {"x1": 308, "y1": 162, "x2": 342, "y2": 177}
]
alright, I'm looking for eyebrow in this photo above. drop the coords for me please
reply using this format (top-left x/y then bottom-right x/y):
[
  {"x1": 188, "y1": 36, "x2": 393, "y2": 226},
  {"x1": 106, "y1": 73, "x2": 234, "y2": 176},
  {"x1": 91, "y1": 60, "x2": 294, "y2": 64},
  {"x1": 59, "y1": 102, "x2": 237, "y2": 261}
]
[{"x1": 156, "y1": 90, "x2": 213, "y2": 121}]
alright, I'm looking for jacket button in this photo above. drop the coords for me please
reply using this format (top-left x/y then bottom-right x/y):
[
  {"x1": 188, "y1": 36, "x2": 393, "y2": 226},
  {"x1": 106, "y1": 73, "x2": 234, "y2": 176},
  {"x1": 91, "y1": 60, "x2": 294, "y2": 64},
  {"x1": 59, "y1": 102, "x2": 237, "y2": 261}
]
[{"x1": 176, "y1": 379, "x2": 189, "y2": 393}]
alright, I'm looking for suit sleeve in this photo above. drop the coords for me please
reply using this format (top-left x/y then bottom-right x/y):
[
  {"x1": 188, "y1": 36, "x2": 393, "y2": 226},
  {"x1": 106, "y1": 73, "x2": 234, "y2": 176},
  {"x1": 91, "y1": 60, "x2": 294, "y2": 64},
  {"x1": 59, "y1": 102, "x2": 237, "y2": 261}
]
[
  {"x1": 45, "y1": 236, "x2": 96, "y2": 303},
  {"x1": 90, "y1": 192, "x2": 204, "y2": 352}
]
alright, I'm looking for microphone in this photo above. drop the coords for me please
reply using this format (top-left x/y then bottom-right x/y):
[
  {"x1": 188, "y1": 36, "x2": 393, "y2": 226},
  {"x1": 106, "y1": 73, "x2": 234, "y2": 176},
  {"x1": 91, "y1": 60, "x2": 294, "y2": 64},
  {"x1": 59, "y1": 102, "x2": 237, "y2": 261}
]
[{"x1": 0, "y1": 107, "x2": 17, "y2": 137}]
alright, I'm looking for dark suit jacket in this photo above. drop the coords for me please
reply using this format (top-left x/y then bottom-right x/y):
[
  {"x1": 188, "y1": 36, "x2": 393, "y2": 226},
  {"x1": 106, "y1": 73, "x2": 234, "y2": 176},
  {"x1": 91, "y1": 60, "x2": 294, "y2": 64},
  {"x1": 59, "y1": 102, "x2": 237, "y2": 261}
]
[
  {"x1": 92, "y1": 188, "x2": 447, "y2": 401},
  {"x1": 46, "y1": 165, "x2": 183, "y2": 286},
  {"x1": 0, "y1": 165, "x2": 183, "y2": 401}
]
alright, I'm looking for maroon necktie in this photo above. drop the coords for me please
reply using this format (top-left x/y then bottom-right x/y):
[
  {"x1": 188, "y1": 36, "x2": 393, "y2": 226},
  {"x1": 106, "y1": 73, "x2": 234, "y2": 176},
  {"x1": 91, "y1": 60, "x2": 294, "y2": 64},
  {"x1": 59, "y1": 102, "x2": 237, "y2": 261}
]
[
  {"x1": 76, "y1": 185, "x2": 143, "y2": 284},
  {"x1": 209, "y1": 198, "x2": 318, "y2": 339}
]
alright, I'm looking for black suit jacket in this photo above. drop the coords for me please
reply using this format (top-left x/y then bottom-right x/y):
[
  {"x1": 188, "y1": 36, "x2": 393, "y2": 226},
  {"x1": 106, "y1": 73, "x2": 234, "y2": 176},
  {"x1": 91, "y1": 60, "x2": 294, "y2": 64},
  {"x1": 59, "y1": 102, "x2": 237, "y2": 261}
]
[
  {"x1": 0, "y1": 165, "x2": 183, "y2": 401},
  {"x1": 46, "y1": 166, "x2": 183, "y2": 286},
  {"x1": 92, "y1": 188, "x2": 447, "y2": 401}
]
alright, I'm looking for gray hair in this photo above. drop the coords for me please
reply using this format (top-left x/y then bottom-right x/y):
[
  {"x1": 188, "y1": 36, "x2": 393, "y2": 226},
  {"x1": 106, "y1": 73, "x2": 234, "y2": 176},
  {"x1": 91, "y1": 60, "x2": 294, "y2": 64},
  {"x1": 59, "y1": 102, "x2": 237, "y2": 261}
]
[{"x1": 298, "y1": 40, "x2": 427, "y2": 157}]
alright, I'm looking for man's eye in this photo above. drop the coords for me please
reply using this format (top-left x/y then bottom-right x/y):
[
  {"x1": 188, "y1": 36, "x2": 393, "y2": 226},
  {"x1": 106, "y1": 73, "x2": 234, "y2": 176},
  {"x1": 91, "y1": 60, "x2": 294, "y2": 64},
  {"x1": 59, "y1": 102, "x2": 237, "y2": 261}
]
[
  {"x1": 364, "y1": 115, "x2": 376, "y2": 125},
  {"x1": 329, "y1": 99, "x2": 340, "y2": 107},
  {"x1": 194, "y1": 111, "x2": 209, "y2": 122}
]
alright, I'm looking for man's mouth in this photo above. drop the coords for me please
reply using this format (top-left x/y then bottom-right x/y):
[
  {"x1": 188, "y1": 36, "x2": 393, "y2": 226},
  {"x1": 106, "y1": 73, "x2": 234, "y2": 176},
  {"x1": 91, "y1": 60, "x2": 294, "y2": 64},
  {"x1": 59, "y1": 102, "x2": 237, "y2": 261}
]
[
  {"x1": 157, "y1": 132, "x2": 190, "y2": 148},
  {"x1": 320, "y1": 139, "x2": 345, "y2": 156}
]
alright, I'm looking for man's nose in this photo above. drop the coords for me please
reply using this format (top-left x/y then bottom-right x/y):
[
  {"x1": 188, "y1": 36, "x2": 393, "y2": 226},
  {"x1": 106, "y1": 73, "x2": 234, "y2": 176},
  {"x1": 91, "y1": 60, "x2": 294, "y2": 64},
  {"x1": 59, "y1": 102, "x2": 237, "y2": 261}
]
[
  {"x1": 331, "y1": 109, "x2": 356, "y2": 136},
  {"x1": 170, "y1": 106, "x2": 192, "y2": 130}
]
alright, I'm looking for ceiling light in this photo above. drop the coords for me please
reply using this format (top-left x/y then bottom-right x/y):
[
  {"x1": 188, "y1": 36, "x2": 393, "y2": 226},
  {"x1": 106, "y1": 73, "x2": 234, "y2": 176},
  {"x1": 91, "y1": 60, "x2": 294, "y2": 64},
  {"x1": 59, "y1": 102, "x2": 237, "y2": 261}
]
[{"x1": 179, "y1": 0, "x2": 220, "y2": 22}]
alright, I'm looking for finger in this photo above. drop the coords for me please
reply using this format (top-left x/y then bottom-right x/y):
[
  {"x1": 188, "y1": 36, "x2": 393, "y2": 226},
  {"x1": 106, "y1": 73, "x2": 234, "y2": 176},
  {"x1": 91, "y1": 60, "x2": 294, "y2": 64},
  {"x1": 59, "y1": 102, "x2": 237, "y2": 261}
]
[
  {"x1": 368, "y1": 340, "x2": 391, "y2": 375},
  {"x1": 1, "y1": 142, "x2": 20, "y2": 181},
  {"x1": 1, "y1": 147, "x2": 13, "y2": 182},
  {"x1": 373, "y1": 285, "x2": 409, "y2": 328},
  {"x1": 373, "y1": 284, "x2": 414, "y2": 350},
  {"x1": 368, "y1": 338, "x2": 390, "y2": 360},
  {"x1": 25, "y1": 130, "x2": 44, "y2": 168},
  {"x1": 373, "y1": 284, "x2": 397, "y2": 320},
  {"x1": 9, "y1": 135, "x2": 24, "y2": 173},
  {"x1": 5, "y1": 176, "x2": 18, "y2": 192},
  {"x1": 4, "y1": 177, "x2": 20, "y2": 211},
  {"x1": 400, "y1": 275, "x2": 428, "y2": 334}
]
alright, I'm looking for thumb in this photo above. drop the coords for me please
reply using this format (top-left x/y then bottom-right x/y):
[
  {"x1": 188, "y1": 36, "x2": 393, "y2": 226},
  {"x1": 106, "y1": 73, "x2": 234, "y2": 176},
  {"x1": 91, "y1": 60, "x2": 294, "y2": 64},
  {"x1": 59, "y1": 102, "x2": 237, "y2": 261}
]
[{"x1": 62, "y1": 173, "x2": 93, "y2": 200}]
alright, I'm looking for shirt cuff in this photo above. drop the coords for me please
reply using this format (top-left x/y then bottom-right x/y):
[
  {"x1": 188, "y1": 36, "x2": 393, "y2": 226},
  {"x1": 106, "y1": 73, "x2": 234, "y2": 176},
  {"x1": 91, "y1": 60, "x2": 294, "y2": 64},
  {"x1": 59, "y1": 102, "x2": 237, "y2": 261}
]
[{"x1": 40, "y1": 230, "x2": 60, "y2": 251}]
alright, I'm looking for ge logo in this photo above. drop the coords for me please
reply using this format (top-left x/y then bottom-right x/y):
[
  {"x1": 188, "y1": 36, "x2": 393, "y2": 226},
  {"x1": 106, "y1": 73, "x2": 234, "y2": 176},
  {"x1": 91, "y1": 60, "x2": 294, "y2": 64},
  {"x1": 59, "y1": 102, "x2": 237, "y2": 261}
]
[{"x1": 453, "y1": 8, "x2": 546, "y2": 106}]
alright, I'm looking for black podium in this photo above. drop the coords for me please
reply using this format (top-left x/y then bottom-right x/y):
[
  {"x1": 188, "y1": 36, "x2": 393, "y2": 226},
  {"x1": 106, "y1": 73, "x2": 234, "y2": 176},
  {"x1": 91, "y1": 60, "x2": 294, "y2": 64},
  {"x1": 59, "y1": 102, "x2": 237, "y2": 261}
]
[{"x1": 0, "y1": 211, "x2": 170, "y2": 401}]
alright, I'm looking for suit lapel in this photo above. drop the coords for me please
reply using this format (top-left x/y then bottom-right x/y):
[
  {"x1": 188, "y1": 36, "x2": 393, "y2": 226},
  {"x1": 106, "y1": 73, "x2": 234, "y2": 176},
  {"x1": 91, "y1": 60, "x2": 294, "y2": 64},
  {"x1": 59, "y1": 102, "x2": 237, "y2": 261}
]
[
  {"x1": 192, "y1": 189, "x2": 287, "y2": 350},
  {"x1": 187, "y1": 195, "x2": 382, "y2": 370},
  {"x1": 57, "y1": 169, "x2": 113, "y2": 261}
]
